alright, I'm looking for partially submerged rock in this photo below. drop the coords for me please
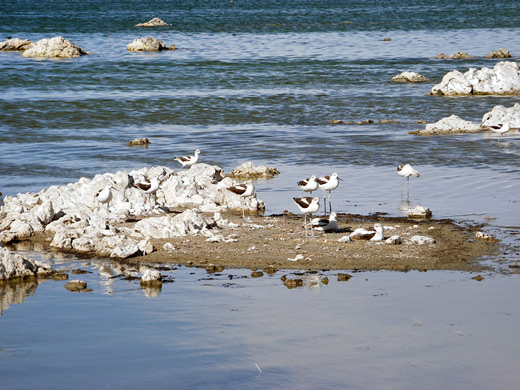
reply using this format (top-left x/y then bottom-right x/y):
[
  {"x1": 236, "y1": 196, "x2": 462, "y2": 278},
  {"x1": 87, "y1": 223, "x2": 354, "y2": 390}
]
[
  {"x1": 436, "y1": 51, "x2": 475, "y2": 59},
  {"x1": 1, "y1": 246, "x2": 54, "y2": 283},
  {"x1": 408, "y1": 205, "x2": 432, "y2": 219},
  {"x1": 140, "y1": 269, "x2": 162, "y2": 286},
  {"x1": 481, "y1": 103, "x2": 520, "y2": 130},
  {"x1": 429, "y1": 61, "x2": 520, "y2": 96},
  {"x1": 64, "y1": 280, "x2": 87, "y2": 292},
  {"x1": 391, "y1": 71, "x2": 429, "y2": 83},
  {"x1": 135, "y1": 17, "x2": 171, "y2": 27},
  {"x1": 485, "y1": 48, "x2": 511, "y2": 58},
  {"x1": 411, "y1": 115, "x2": 483, "y2": 135},
  {"x1": 127, "y1": 37, "x2": 174, "y2": 52},
  {"x1": 21, "y1": 36, "x2": 89, "y2": 58},
  {"x1": 127, "y1": 138, "x2": 150, "y2": 146},
  {"x1": 0, "y1": 38, "x2": 33, "y2": 52},
  {"x1": 228, "y1": 162, "x2": 280, "y2": 179}
]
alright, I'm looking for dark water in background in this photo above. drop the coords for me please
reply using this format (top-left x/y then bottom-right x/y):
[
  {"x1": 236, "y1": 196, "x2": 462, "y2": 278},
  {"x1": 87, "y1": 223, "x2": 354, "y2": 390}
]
[{"x1": 1, "y1": 2, "x2": 520, "y2": 388}]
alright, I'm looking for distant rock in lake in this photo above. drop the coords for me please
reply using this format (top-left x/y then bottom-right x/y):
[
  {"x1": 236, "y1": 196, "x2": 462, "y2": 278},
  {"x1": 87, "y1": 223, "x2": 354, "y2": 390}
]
[
  {"x1": 135, "y1": 17, "x2": 171, "y2": 27},
  {"x1": 390, "y1": 71, "x2": 429, "y2": 83},
  {"x1": 127, "y1": 37, "x2": 175, "y2": 51},
  {"x1": 0, "y1": 38, "x2": 34, "y2": 52}
]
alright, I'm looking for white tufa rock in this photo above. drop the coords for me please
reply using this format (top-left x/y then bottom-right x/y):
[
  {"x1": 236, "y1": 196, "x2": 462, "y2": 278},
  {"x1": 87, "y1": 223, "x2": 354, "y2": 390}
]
[
  {"x1": 140, "y1": 269, "x2": 162, "y2": 285},
  {"x1": 228, "y1": 161, "x2": 280, "y2": 179},
  {"x1": 408, "y1": 205, "x2": 432, "y2": 219},
  {"x1": 391, "y1": 71, "x2": 429, "y2": 83},
  {"x1": 288, "y1": 254, "x2": 305, "y2": 262},
  {"x1": 135, "y1": 17, "x2": 171, "y2": 27},
  {"x1": 481, "y1": 103, "x2": 520, "y2": 130},
  {"x1": 127, "y1": 37, "x2": 168, "y2": 51},
  {"x1": 410, "y1": 235, "x2": 436, "y2": 245},
  {"x1": 1, "y1": 247, "x2": 54, "y2": 283},
  {"x1": 385, "y1": 235, "x2": 403, "y2": 245},
  {"x1": 417, "y1": 115, "x2": 483, "y2": 135},
  {"x1": 429, "y1": 61, "x2": 520, "y2": 96},
  {"x1": 21, "y1": 36, "x2": 89, "y2": 58},
  {"x1": 338, "y1": 235, "x2": 352, "y2": 242},
  {"x1": 0, "y1": 38, "x2": 34, "y2": 51}
]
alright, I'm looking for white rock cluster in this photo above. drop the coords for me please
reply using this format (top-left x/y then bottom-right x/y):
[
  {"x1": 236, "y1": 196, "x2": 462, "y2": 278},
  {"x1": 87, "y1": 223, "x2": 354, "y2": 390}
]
[
  {"x1": 429, "y1": 61, "x2": 520, "y2": 96},
  {"x1": 0, "y1": 163, "x2": 265, "y2": 258},
  {"x1": 413, "y1": 103, "x2": 520, "y2": 135},
  {"x1": 1, "y1": 246, "x2": 54, "y2": 283},
  {"x1": 21, "y1": 36, "x2": 89, "y2": 58}
]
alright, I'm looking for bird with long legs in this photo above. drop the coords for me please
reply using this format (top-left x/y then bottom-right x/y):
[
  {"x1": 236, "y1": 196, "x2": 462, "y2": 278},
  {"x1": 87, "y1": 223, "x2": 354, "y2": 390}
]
[
  {"x1": 227, "y1": 180, "x2": 255, "y2": 220},
  {"x1": 133, "y1": 177, "x2": 160, "y2": 209},
  {"x1": 316, "y1": 172, "x2": 341, "y2": 215},
  {"x1": 293, "y1": 196, "x2": 320, "y2": 237},
  {"x1": 397, "y1": 164, "x2": 420, "y2": 200}
]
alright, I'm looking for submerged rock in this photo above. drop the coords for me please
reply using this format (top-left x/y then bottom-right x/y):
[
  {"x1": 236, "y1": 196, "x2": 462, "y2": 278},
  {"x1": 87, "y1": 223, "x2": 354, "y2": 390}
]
[
  {"x1": 64, "y1": 280, "x2": 87, "y2": 292},
  {"x1": 127, "y1": 138, "x2": 150, "y2": 146},
  {"x1": 390, "y1": 71, "x2": 429, "y2": 83},
  {"x1": 135, "y1": 17, "x2": 171, "y2": 27},
  {"x1": 429, "y1": 61, "x2": 520, "y2": 96},
  {"x1": 140, "y1": 269, "x2": 162, "y2": 286},
  {"x1": 0, "y1": 38, "x2": 33, "y2": 52},
  {"x1": 228, "y1": 162, "x2": 280, "y2": 179},
  {"x1": 21, "y1": 36, "x2": 89, "y2": 58}
]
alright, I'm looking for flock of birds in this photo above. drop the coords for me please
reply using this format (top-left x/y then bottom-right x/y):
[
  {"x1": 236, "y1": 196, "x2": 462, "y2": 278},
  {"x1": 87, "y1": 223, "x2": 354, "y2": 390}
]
[{"x1": 93, "y1": 148, "x2": 422, "y2": 239}]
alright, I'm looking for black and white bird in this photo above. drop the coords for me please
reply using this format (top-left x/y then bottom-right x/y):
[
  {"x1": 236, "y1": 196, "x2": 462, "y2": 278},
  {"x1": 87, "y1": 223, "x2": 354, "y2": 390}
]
[
  {"x1": 175, "y1": 149, "x2": 200, "y2": 168},
  {"x1": 316, "y1": 172, "x2": 341, "y2": 215},
  {"x1": 293, "y1": 196, "x2": 320, "y2": 237},
  {"x1": 133, "y1": 177, "x2": 160, "y2": 207},
  {"x1": 311, "y1": 212, "x2": 339, "y2": 232},
  {"x1": 350, "y1": 223, "x2": 384, "y2": 241},
  {"x1": 487, "y1": 123, "x2": 510, "y2": 136},
  {"x1": 397, "y1": 163, "x2": 420, "y2": 198},
  {"x1": 227, "y1": 180, "x2": 255, "y2": 220},
  {"x1": 297, "y1": 175, "x2": 319, "y2": 195},
  {"x1": 95, "y1": 185, "x2": 112, "y2": 209}
]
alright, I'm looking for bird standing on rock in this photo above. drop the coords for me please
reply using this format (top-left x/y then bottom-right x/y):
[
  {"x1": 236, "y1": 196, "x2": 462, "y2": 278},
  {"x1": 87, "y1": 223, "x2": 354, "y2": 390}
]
[
  {"x1": 293, "y1": 196, "x2": 320, "y2": 237},
  {"x1": 133, "y1": 177, "x2": 160, "y2": 207},
  {"x1": 95, "y1": 185, "x2": 112, "y2": 210},
  {"x1": 175, "y1": 149, "x2": 200, "y2": 168},
  {"x1": 227, "y1": 180, "x2": 255, "y2": 220}
]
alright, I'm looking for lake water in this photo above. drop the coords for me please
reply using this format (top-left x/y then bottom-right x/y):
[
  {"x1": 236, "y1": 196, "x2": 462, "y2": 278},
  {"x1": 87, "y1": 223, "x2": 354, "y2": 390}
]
[{"x1": 1, "y1": 1, "x2": 520, "y2": 388}]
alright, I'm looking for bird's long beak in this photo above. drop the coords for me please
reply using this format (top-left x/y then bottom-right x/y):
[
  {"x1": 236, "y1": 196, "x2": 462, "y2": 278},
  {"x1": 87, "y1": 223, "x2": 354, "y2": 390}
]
[{"x1": 338, "y1": 177, "x2": 343, "y2": 181}]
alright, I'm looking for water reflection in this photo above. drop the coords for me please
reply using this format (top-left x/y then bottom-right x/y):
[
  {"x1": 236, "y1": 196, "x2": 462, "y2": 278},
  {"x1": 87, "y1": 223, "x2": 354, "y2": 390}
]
[{"x1": 0, "y1": 279, "x2": 40, "y2": 316}]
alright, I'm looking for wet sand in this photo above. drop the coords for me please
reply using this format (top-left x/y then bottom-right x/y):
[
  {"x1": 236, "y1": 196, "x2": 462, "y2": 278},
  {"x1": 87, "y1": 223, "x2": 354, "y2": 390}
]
[{"x1": 26, "y1": 211, "x2": 498, "y2": 272}]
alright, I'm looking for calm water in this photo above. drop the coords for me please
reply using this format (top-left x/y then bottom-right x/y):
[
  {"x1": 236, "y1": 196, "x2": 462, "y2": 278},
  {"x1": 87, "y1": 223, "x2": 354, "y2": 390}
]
[{"x1": 1, "y1": 1, "x2": 520, "y2": 388}]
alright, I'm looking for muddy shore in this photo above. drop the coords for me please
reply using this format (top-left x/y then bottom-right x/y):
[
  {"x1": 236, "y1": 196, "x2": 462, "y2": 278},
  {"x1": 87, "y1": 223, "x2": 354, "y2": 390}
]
[{"x1": 22, "y1": 211, "x2": 498, "y2": 273}]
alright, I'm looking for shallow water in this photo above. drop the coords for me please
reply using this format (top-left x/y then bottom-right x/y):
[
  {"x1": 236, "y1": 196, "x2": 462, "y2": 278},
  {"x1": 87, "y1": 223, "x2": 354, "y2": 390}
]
[{"x1": 1, "y1": 1, "x2": 520, "y2": 388}]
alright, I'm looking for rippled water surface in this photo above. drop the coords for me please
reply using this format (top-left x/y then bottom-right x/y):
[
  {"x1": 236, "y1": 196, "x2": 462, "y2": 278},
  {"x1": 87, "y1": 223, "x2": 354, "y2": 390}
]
[{"x1": 1, "y1": 1, "x2": 520, "y2": 388}]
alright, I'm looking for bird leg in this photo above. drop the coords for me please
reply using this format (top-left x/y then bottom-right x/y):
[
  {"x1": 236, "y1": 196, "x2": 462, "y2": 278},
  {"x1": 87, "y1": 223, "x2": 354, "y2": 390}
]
[
  {"x1": 304, "y1": 214, "x2": 308, "y2": 237},
  {"x1": 328, "y1": 191, "x2": 332, "y2": 213},
  {"x1": 310, "y1": 214, "x2": 315, "y2": 237}
]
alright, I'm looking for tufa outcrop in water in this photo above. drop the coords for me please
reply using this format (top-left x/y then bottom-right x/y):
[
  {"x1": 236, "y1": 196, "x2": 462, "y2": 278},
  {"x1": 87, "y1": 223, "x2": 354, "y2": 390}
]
[
  {"x1": 411, "y1": 104, "x2": 520, "y2": 135},
  {"x1": 0, "y1": 246, "x2": 54, "y2": 283},
  {"x1": 436, "y1": 51, "x2": 475, "y2": 59},
  {"x1": 429, "y1": 61, "x2": 520, "y2": 96},
  {"x1": 0, "y1": 38, "x2": 34, "y2": 52},
  {"x1": 21, "y1": 36, "x2": 90, "y2": 58},
  {"x1": 135, "y1": 17, "x2": 171, "y2": 27},
  {"x1": 390, "y1": 71, "x2": 429, "y2": 83},
  {"x1": 127, "y1": 37, "x2": 175, "y2": 51},
  {"x1": 485, "y1": 48, "x2": 512, "y2": 58},
  {"x1": 0, "y1": 164, "x2": 265, "y2": 258},
  {"x1": 228, "y1": 162, "x2": 280, "y2": 179}
]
